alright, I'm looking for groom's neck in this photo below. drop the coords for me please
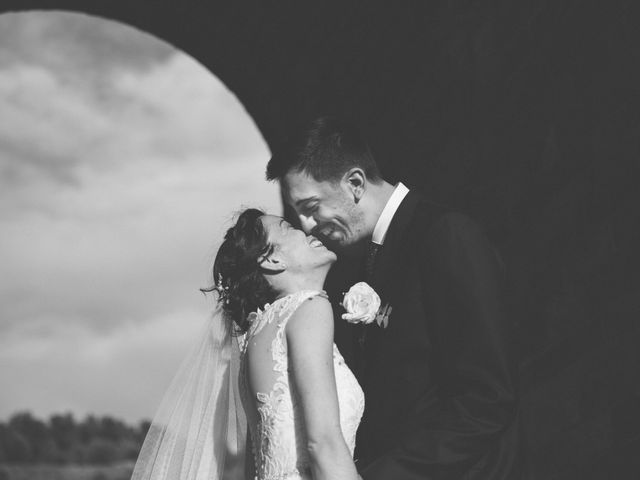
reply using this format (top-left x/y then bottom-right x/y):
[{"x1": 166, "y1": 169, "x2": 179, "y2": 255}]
[{"x1": 364, "y1": 180, "x2": 396, "y2": 232}]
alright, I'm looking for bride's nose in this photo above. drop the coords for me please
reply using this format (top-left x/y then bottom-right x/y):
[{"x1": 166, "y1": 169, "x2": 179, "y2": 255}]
[{"x1": 298, "y1": 214, "x2": 317, "y2": 234}]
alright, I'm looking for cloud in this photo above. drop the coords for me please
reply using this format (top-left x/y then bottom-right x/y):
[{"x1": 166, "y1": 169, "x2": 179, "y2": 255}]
[
  {"x1": 0, "y1": 154, "x2": 280, "y2": 333},
  {"x1": 0, "y1": 306, "x2": 212, "y2": 422},
  {"x1": 0, "y1": 49, "x2": 264, "y2": 195},
  {"x1": 0, "y1": 11, "x2": 282, "y2": 421},
  {"x1": 0, "y1": 148, "x2": 281, "y2": 421},
  {"x1": 0, "y1": 63, "x2": 115, "y2": 187},
  {"x1": 0, "y1": 11, "x2": 173, "y2": 74}
]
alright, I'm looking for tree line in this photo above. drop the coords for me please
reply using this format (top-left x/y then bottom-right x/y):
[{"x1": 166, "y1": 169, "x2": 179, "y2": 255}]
[{"x1": 0, "y1": 412, "x2": 150, "y2": 465}]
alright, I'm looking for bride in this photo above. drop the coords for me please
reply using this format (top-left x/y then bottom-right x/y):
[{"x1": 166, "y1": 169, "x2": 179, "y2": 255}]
[{"x1": 131, "y1": 208, "x2": 364, "y2": 480}]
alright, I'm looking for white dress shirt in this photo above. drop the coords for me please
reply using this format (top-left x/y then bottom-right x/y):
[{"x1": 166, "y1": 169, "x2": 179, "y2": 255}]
[{"x1": 371, "y1": 182, "x2": 410, "y2": 245}]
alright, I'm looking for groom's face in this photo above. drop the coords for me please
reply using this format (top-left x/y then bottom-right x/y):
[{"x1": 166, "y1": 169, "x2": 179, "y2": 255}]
[{"x1": 282, "y1": 170, "x2": 367, "y2": 252}]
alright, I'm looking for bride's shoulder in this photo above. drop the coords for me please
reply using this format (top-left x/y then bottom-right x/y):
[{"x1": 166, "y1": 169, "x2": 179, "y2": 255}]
[
  {"x1": 292, "y1": 290, "x2": 331, "y2": 317},
  {"x1": 285, "y1": 291, "x2": 333, "y2": 334}
]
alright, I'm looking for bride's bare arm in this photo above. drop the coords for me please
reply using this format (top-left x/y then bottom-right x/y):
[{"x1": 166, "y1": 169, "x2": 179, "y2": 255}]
[{"x1": 286, "y1": 295, "x2": 359, "y2": 480}]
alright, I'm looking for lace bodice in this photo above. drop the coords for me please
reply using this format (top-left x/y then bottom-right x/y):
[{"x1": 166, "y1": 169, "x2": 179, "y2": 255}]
[{"x1": 238, "y1": 290, "x2": 364, "y2": 480}]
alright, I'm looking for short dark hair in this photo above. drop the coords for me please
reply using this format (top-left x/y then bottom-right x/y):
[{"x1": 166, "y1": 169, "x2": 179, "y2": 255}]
[
  {"x1": 266, "y1": 116, "x2": 382, "y2": 183},
  {"x1": 201, "y1": 208, "x2": 276, "y2": 332}
]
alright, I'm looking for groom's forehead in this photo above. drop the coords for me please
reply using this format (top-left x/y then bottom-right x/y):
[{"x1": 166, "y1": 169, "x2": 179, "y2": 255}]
[{"x1": 283, "y1": 171, "x2": 328, "y2": 202}]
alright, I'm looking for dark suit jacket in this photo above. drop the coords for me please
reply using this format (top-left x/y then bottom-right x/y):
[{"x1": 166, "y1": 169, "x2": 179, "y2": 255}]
[{"x1": 326, "y1": 190, "x2": 522, "y2": 480}]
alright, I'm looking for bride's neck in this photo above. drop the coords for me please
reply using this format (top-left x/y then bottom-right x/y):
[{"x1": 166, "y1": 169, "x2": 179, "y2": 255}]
[{"x1": 273, "y1": 269, "x2": 328, "y2": 299}]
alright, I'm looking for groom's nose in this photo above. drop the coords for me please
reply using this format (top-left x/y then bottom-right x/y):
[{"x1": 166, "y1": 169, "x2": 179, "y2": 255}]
[{"x1": 298, "y1": 214, "x2": 317, "y2": 233}]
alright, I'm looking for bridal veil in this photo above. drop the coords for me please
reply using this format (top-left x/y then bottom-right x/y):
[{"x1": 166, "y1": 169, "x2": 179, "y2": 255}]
[{"x1": 130, "y1": 304, "x2": 248, "y2": 480}]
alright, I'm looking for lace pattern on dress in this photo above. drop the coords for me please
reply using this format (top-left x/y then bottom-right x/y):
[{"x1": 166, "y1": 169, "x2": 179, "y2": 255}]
[
  {"x1": 239, "y1": 290, "x2": 363, "y2": 480},
  {"x1": 240, "y1": 291, "x2": 323, "y2": 480}
]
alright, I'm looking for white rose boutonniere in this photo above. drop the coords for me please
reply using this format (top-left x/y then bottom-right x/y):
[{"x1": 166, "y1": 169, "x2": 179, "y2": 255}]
[{"x1": 341, "y1": 282, "x2": 381, "y2": 325}]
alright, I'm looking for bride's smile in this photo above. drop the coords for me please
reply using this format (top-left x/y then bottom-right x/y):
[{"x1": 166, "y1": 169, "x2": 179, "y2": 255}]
[{"x1": 259, "y1": 215, "x2": 337, "y2": 272}]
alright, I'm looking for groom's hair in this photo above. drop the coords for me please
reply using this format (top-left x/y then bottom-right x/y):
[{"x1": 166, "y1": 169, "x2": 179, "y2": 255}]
[{"x1": 266, "y1": 116, "x2": 383, "y2": 184}]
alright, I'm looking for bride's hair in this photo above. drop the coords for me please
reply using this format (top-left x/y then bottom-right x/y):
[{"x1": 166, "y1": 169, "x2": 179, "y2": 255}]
[{"x1": 202, "y1": 208, "x2": 277, "y2": 332}]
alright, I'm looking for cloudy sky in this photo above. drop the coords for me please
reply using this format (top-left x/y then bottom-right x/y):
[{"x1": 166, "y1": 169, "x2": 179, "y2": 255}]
[{"x1": 0, "y1": 11, "x2": 280, "y2": 423}]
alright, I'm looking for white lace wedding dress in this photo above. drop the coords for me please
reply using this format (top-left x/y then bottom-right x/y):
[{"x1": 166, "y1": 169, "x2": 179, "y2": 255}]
[{"x1": 238, "y1": 290, "x2": 364, "y2": 480}]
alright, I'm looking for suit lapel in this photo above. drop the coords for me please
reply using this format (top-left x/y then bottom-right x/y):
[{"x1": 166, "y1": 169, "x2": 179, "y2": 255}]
[
  {"x1": 369, "y1": 190, "x2": 422, "y2": 291},
  {"x1": 356, "y1": 190, "x2": 423, "y2": 353}
]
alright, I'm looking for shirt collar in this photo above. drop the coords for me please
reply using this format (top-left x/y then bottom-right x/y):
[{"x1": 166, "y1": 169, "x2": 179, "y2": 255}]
[{"x1": 371, "y1": 182, "x2": 410, "y2": 245}]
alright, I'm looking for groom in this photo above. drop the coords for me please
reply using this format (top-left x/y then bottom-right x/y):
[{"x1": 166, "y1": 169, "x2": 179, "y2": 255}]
[{"x1": 267, "y1": 116, "x2": 521, "y2": 479}]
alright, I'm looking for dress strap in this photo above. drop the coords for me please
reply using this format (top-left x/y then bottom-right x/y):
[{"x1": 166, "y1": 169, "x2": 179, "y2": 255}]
[
  {"x1": 242, "y1": 290, "x2": 327, "y2": 348},
  {"x1": 275, "y1": 290, "x2": 327, "y2": 330},
  {"x1": 272, "y1": 290, "x2": 327, "y2": 375}
]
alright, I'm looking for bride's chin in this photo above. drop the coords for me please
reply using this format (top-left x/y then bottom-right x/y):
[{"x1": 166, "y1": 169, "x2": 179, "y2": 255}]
[{"x1": 320, "y1": 250, "x2": 337, "y2": 264}]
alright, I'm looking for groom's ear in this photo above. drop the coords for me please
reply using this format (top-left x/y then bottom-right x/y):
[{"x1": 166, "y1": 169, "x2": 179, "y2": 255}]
[{"x1": 344, "y1": 168, "x2": 366, "y2": 203}]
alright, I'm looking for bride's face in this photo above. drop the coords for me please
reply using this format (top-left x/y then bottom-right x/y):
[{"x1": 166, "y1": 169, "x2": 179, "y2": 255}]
[{"x1": 260, "y1": 215, "x2": 336, "y2": 273}]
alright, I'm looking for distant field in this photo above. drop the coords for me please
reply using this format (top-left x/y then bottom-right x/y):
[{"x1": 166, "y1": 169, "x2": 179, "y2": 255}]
[{"x1": 0, "y1": 463, "x2": 134, "y2": 480}]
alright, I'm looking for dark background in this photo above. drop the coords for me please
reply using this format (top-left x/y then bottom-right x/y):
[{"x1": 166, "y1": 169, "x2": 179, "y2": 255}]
[{"x1": 1, "y1": 2, "x2": 638, "y2": 478}]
